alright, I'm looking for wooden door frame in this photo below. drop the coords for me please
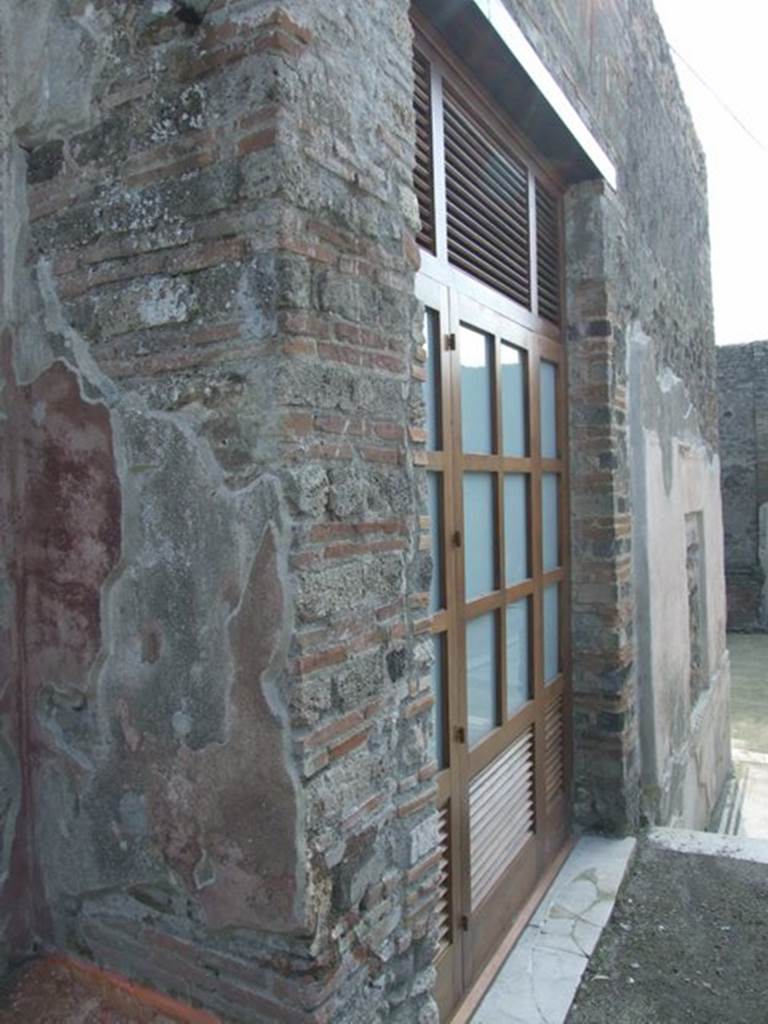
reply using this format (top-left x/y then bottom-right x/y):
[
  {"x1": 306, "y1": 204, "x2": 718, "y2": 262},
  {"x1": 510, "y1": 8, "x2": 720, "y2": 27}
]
[{"x1": 412, "y1": 16, "x2": 573, "y2": 1022}]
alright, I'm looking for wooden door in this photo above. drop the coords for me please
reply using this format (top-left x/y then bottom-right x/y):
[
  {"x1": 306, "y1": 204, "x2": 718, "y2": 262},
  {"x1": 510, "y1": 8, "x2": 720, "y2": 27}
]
[
  {"x1": 412, "y1": 24, "x2": 572, "y2": 1021},
  {"x1": 419, "y1": 276, "x2": 571, "y2": 1019}
]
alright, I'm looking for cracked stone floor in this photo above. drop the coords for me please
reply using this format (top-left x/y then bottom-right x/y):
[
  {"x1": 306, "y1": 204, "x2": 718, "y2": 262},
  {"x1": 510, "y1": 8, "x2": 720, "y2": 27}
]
[{"x1": 471, "y1": 836, "x2": 636, "y2": 1024}]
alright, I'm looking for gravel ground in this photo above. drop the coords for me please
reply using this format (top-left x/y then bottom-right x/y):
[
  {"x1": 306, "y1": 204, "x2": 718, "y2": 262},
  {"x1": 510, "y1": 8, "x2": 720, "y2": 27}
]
[{"x1": 566, "y1": 839, "x2": 768, "y2": 1024}]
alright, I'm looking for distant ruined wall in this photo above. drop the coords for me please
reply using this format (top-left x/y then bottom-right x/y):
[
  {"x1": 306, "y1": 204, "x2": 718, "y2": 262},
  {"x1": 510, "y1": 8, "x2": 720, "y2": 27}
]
[{"x1": 717, "y1": 341, "x2": 768, "y2": 632}]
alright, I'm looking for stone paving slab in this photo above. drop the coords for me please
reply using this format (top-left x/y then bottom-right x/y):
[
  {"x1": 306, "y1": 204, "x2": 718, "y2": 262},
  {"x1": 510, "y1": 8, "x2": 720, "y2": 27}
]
[
  {"x1": 652, "y1": 823, "x2": 768, "y2": 862},
  {"x1": 471, "y1": 836, "x2": 636, "y2": 1024}
]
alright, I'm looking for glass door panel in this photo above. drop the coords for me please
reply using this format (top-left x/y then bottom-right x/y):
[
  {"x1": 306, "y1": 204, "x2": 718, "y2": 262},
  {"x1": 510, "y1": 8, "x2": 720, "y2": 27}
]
[
  {"x1": 539, "y1": 359, "x2": 558, "y2": 459},
  {"x1": 427, "y1": 471, "x2": 445, "y2": 613},
  {"x1": 543, "y1": 583, "x2": 560, "y2": 683},
  {"x1": 459, "y1": 327, "x2": 494, "y2": 454},
  {"x1": 463, "y1": 473, "x2": 496, "y2": 599},
  {"x1": 506, "y1": 598, "x2": 530, "y2": 714},
  {"x1": 501, "y1": 342, "x2": 528, "y2": 456},
  {"x1": 431, "y1": 634, "x2": 448, "y2": 769},
  {"x1": 541, "y1": 473, "x2": 560, "y2": 573},
  {"x1": 504, "y1": 474, "x2": 529, "y2": 584},
  {"x1": 466, "y1": 613, "x2": 498, "y2": 744}
]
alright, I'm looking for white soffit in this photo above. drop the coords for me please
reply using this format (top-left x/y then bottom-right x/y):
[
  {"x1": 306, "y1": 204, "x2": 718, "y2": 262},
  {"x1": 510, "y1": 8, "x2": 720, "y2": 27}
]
[{"x1": 471, "y1": 0, "x2": 618, "y2": 190}]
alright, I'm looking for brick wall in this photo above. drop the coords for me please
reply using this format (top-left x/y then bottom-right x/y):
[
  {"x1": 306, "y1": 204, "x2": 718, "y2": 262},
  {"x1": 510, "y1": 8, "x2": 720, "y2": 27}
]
[{"x1": 564, "y1": 183, "x2": 640, "y2": 831}]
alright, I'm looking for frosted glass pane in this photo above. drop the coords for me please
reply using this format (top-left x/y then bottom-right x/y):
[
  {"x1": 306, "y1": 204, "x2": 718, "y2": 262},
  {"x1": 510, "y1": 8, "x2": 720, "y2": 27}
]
[
  {"x1": 466, "y1": 613, "x2": 498, "y2": 745},
  {"x1": 423, "y1": 308, "x2": 441, "y2": 451},
  {"x1": 430, "y1": 634, "x2": 447, "y2": 769},
  {"x1": 540, "y1": 360, "x2": 558, "y2": 459},
  {"x1": 501, "y1": 342, "x2": 527, "y2": 456},
  {"x1": 427, "y1": 472, "x2": 444, "y2": 614},
  {"x1": 460, "y1": 327, "x2": 493, "y2": 453},
  {"x1": 504, "y1": 474, "x2": 528, "y2": 584},
  {"x1": 544, "y1": 584, "x2": 560, "y2": 683},
  {"x1": 464, "y1": 473, "x2": 495, "y2": 600},
  {"x1": 506, "y1": 599, "x2": 530, "y2": 715},
  {"x1": 542, "y1": 473, "x2": 560, "y2": 572}
]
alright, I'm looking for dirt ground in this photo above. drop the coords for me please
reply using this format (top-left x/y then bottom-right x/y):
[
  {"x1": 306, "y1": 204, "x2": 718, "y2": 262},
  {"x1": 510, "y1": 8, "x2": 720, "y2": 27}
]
[{"x1": 566, "y1": 839, "x2": 768, "y2": 1024}]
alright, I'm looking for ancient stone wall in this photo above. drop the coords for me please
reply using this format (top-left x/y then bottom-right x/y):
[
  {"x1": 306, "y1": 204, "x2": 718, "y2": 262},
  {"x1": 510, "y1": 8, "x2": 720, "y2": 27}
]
[
  {"x1": 717, "y1": 341, "x2": 768, "y2": 631},
  {"x1": 0, "y1": 0, "x2": 732, "y2": 1019},
  {"x1": 1, "y1": 1, "x2": 436, "y2": 1019}
]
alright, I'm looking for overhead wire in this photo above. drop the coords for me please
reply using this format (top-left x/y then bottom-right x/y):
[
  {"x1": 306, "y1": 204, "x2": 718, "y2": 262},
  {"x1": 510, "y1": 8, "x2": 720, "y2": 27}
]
[{"x1": 666, "y1": 41, "x2": 768, "y2": 155}]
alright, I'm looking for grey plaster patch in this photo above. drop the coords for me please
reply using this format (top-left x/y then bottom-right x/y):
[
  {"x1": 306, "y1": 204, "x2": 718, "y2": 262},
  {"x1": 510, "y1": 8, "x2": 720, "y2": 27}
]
[
  {"x1": 1, "y1": 0, "x2": 113, "y2": 151},
  {"x1": 471, "y1": 836, "x2": 635, "y2": 1024}
]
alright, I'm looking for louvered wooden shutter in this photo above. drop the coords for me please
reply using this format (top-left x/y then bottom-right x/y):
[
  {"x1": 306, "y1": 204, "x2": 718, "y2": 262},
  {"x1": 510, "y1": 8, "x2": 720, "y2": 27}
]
[
  {"x1": 469, "y1": 727, "x2": 535, "y2": 909},
  {"x1": 443, "y1": 82, "x2": 530, "y2": 308},
  {"x1": 535, "y1": 180, "x2": 561, "y2": 323},
  {"x1": 544, "y1": 693, "x2": 566, "y2": 808},
  {"x1": 435, "y1": 803, "x2": 452, "y2": 956},
  {"x1": 413, "y1": 50, "x2": 436, "y2": 253}
]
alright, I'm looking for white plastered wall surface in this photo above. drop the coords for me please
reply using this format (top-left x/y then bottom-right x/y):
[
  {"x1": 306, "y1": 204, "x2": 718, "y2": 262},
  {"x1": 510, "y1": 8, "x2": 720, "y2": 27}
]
[{"x1": 630, "y1": 324, "x2": 731, "y2": 829}]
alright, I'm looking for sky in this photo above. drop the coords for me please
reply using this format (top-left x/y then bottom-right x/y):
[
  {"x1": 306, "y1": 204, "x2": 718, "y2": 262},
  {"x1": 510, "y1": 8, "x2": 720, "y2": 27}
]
[{"x1": 652, "y1": 1, "x2": 768, "y2": 346}]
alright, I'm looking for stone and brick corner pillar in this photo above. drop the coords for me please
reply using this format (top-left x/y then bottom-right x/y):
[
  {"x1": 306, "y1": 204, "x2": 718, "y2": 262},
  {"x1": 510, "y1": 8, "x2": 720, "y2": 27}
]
[
  {"x1": 269, "y1": 1, "x2": 440, "y2": 1018},
  {"x1": 564, "y1": 180, "x2": 641, "y2": 835}
]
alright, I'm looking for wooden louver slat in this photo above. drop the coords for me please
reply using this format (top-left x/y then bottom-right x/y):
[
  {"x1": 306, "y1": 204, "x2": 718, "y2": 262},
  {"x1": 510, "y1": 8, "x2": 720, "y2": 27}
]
[
  {"x1": 536, "y1": 180, "x2": 561, "y2": 323},
  {"x1": 469, "y1": 728, "x2": 535, "y2": 909},
  {"x1": 413, "y1": 50, "x2": 436, "y2": 254},
  {"x1": 443, "y1": 83, "x2": 530, "y2": 308},
  {"x1": 544, "y1": 693, "x2": 566, "y2": 808}
]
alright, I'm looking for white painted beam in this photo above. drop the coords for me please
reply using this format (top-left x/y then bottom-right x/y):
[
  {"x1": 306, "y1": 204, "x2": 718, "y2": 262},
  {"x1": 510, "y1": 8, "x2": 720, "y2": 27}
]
[{"x1": 471, "y1": 0, "x2": 618, "y2": 190}]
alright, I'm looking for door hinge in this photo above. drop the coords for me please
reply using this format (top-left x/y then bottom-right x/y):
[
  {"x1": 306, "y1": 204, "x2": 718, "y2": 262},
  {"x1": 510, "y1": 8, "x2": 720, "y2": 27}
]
[
  {"x1": 452, "y1": 529, "x2": 462, "y2": 548},
  {"x1": 460, "y1": 914, "x2": 469, "y2": 932},
  {"x1": 446, "y1": 332, "x2": 457, "y2": 351},
  {"x1": 454, "y1": 725, "x2": 466, "y2": 744}
]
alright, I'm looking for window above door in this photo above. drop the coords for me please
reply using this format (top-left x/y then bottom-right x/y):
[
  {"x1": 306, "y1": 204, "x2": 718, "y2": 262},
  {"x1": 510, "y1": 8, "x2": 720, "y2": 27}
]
[{"x1": 413, "y1": 35, "x2": 563, "y2": 330}]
